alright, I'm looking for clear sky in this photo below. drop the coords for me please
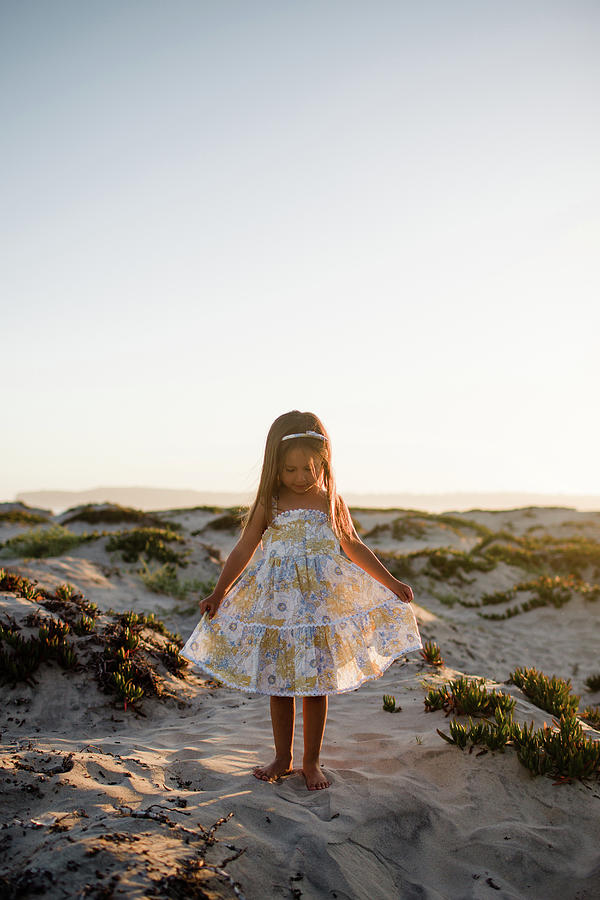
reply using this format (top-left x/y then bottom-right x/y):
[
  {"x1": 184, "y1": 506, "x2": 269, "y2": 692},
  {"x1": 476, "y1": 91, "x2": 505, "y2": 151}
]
[{"x1": 2, "y1": 1, "x2": 599, "y2": 501}]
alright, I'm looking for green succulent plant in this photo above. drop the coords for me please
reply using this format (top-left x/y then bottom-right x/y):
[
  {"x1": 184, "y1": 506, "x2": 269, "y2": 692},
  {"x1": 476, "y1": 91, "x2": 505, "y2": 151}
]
[
  {"x1": 420, "y1": 641, "x2": 444, "y2": 666},
  {"x1": 382, "y1": 694, "x2": 401, "y2": 713}
]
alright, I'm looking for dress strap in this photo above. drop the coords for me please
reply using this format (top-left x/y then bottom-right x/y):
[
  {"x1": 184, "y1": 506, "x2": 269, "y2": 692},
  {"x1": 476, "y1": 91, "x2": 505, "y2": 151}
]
[{"x1": 271, "y1": 495, "x2": 278, "y2": 517}]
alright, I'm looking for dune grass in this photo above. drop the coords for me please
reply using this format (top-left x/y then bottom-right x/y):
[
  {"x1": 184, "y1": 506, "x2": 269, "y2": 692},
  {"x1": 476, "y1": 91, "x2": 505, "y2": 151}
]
[
  {"x1": 474, "y1": 533, "x2": 600, "y2": 579},
  {"x1": 0, "y1": 524, "x2": 99, "y2": 559},
  {"x1": 106, "y1": 527, "x2": 189, "y2": 566},
  {"x1": 429, "y1": 590, "x2": 463, "y2": 607},
  {"x1": 379, "y1": 546, "x2": 496, "y2": 584},
  {"x1": 62, "y1": 502, "x2": 181, "y2": 531},
  {"x1": 0, "y1": 509, "x2": 50, "y2": 526},
  {"x1": 190, "y1": 508, "x2": 245, "y2": 536},
  {"x1": 137, "y1": 560, "x2": 215, "y2": 602},
  {"x1": 365, "y1": 511, "x2": 492, "y2": 543},
  {"x1": 476, "y1": 575, "x2": 599, "y2": 620}
]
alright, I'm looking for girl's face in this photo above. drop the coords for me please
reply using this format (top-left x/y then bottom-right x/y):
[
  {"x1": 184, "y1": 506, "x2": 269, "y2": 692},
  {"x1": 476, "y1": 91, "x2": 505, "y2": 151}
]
[{"x1": 279, "y1": 447, "x2": 323, "y2": 495}]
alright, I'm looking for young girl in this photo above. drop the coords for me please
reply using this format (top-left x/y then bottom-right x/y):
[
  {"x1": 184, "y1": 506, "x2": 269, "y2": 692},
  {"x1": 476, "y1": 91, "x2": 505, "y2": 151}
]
[{"x1": 181, "y1": 411, "x2": 422, "y2": 791}]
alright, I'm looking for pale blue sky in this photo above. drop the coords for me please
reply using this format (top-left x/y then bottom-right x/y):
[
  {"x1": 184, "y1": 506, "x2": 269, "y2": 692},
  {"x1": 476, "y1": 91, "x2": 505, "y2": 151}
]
[{"x1": 2, "y1": 1, "x2": 599, "y2": 500}]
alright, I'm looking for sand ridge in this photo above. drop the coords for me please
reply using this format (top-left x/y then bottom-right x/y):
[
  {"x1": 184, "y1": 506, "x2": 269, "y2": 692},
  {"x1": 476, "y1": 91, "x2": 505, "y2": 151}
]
[{"x1": 1, "y1": 502, "x2": 599, "y2": 898}]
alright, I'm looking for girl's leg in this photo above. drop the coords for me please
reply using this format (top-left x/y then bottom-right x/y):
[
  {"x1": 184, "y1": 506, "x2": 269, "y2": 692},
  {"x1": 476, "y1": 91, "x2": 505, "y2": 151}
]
[
  {"x1": 253, "y1": 696, "x2": 295, "y2": 782},
  {"x1": 301, "y1": 695, "x2": 331, "y2": 790}
]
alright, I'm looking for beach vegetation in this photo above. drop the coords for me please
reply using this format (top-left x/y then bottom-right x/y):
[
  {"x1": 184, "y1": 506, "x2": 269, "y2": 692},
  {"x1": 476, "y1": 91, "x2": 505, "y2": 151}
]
[
  {"x1": 366, "y1": 512, "x2": 492, "y2": 542},
  {"x1": 106, "y1": 527, "x2": 189, "y2": 566},
  {"x1": 438, "y1": 707, "x2": 514, "y2": 752},
  {"x1": 73, "y1": 614, "x2": 96, "y2": 635},
  {"x1": 382, "y1": 694, "x2": 401, "y2": 712},
  {"x1": 421, "y1": 512, "x2": 491, "y2": 537},
  {"x1": 474, "y1": 533, "x2": 600, "y2": 579},
  {"x1": 0, "y1": 524, "x2": 99, "y2": 559},
  {"x1": 0, "y1": 509, "x2": 50, "y2": 525},
  {"x1": 191, "y1": 509, "x2": 245, "y2": 535},
  {"x1": 439, "y1": 710, "x2": 600, "y2": 780},
  {"x1": 512, "y1": 714, "x2": 600, "y2": 780},
  {"x1": 162, "y1": 642, "x2": 187, "y2": 675},
  {"x1": 509, "y1": 667, "x2": 580, "y2": 718},
  {"x1": 137, "y1": 559, "x2": 214, "y2": 601},
  {"x1": 0, "y1": 614, "x2": 80, "y2": 685},
  {"x1": 365, "y1": 516, "x2": 428, "y2": 542},
  {"x1": 585, "y1": 673, "x2": 600, "y2": 692},
  {"x1": 0, "y1": 568, "x2": 44, "y2": 601},
  {"x1": 5, "y1": 572, "x2": 101, "y2": 629},
  {"x1": 55, "y1": 582, "x2": 75, "y2": 601},
  {"x1": 431, "y1": 667, "x2": 600, "y2": 781},
  {"x1": 111, "y1": 670, "x2": 144, "y2": 710},
  {"x1": 136, "y1": 611, "x2": 182, "y2": 643},
  {"x1": 380, "y1": 545, "x2": 495, "y2": 586},
  {"x1": 378, "y1": 526, "x2": 600, "y2": 614},
  {"x1": 0, "y1": 566, "x2": 191, "y2": 713},
  {"x1": 580, "y1": 706, "x2": 600, "y2": 728},
  {"x1": 420, "y1": 641, "x2": 444, "y2": 666},
  {"x1": 429, "y1": 590, "x2": 462, "y2": 607},
  {"x1": 424, "y1": 676, "x2": 515, "y2": 718},
  {"x1": 62, "y1": 503, "x2": 182, "y2": 531},
  {"x1": 476, "y1": 575, "x2": 600, "y2": 620},
  {"x1": 423, "y1": 548, "x2": 495, "y2": 584}
]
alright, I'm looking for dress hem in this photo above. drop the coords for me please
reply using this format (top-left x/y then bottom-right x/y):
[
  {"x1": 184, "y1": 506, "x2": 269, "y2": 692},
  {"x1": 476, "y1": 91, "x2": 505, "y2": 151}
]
[{"x1": 180, "y1": 638, "x2": 424, "y2": 697}]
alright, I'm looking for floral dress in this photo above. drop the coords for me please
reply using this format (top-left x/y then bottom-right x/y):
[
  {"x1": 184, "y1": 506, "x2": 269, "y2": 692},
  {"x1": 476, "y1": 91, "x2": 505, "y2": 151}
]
[{"x1": 180, "y1": 502, "x2": 422, "y2": 696}]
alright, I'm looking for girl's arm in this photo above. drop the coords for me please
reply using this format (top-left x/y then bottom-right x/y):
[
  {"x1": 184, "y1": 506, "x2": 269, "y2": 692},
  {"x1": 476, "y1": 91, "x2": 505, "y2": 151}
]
[
  {"x1": 199, "y1": 501, "x2": 267, "y2": 618},
  {"x1": 338, "y1": 498, "x2": 414, "y2": 603}
]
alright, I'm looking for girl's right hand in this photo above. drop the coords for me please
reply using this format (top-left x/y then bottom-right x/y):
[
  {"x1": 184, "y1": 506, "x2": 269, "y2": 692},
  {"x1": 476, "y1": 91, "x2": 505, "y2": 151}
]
[{"x1": 199, "y1": 592, "x2": 222, "y2": 619}]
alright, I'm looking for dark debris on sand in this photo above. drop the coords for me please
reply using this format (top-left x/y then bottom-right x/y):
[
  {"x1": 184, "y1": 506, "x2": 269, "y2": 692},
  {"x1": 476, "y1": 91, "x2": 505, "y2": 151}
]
[{"x1": 0, "y1": 744, "x2": 246, "y2": 900}]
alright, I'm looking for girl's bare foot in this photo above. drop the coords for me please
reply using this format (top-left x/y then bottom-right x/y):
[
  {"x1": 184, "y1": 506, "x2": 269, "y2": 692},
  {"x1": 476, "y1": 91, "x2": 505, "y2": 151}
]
[
  {"x1": 302, "y1": 762, "x2": 331, "y2": 791},
  {"x1": 252, "y1": 756, "x2": 294, "y2": 782}
]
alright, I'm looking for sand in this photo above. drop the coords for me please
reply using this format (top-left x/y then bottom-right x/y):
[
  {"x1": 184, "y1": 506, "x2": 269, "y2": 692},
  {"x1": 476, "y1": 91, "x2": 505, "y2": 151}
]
[{"x1": 1, "y1": 502, "x2": 599, "y2": 899}]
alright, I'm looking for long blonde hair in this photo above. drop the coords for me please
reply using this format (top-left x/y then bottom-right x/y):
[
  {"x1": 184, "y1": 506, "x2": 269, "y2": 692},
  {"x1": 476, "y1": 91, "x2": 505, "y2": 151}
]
[{"x1": 242, "y1": 410, "x2": 355, "y2": 543}]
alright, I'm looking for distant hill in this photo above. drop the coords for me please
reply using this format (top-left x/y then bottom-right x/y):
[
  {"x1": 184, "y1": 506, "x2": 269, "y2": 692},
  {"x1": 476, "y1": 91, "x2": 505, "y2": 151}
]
[
  {"x1": 13, "y1": 486, "x2": 600, "y2": 514},
  {"x1": 14, "y1": 487, "x2": 254, "y2": 515}
]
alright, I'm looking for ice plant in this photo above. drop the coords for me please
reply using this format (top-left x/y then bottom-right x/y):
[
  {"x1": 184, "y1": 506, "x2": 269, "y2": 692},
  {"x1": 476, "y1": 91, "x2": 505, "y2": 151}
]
[{"x1": 420, "y1": 641, "x2": 444, "y2": 666}]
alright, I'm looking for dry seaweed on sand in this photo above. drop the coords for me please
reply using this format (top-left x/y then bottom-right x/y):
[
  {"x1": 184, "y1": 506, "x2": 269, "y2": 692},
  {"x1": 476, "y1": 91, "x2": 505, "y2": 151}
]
[{"x1": 0, "y1": 774, "x2": 247, "y2": 900}]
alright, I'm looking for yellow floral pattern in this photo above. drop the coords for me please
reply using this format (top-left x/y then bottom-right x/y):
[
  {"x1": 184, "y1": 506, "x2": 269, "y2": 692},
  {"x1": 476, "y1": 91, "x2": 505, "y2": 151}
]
[{"x1": 181, "y1": 507, "x2": 422, "y2": 695}]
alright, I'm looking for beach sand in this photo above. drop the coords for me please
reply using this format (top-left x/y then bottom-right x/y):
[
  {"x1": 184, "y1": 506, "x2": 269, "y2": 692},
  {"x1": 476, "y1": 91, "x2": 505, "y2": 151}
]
[{"x1": 1, "y1": 502, "x2": 599, "y2": 899}]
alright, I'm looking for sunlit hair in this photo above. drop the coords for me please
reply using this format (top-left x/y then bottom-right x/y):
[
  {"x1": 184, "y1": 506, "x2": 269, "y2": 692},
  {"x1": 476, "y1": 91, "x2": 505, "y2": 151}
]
[{"x1": 242, "y1": 410, "x2": 355, "y2": 543}]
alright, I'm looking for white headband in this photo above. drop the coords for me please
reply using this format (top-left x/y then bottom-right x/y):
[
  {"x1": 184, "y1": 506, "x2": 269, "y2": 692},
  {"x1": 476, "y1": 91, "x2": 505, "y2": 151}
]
[{"x1": 281, "y1": 430, "x2": 327, "y2": 442}]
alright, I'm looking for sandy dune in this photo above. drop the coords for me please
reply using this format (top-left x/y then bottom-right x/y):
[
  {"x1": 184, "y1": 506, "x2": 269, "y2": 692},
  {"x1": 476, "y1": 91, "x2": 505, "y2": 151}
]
[{"x1": 1, "y1": 502, "x2": 599, "y2": 899}]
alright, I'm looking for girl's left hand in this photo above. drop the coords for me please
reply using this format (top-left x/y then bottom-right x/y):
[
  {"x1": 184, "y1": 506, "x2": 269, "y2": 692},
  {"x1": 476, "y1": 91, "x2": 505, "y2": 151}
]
[{"x1": 393, "y1": 581, "x2": 414, "y2": 603}]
